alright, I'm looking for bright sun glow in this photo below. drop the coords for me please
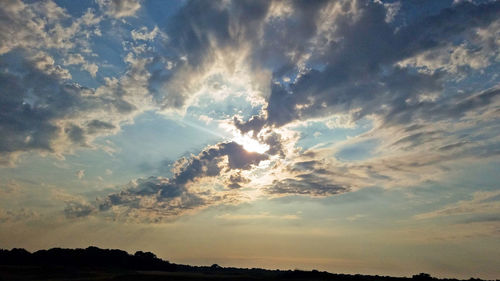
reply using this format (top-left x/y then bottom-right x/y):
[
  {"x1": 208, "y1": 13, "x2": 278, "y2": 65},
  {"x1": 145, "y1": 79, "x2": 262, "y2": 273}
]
[{"x1": 233, "y1": 133, "x2": 269, "y2": 154}]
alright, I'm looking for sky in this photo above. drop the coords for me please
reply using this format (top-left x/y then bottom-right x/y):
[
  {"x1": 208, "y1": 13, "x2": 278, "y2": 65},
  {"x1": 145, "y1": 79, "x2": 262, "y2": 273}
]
[{"x1": 0, "y1": 0, "x2": 499, "y2": 279}]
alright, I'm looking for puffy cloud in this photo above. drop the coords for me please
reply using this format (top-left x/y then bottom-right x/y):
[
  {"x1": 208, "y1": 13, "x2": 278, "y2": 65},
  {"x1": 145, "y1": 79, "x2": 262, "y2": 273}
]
[
  {"x1": 94, "y1": 141, "x2": 268, "y2": 221},
  {"x1": 0, "y1": 0, "x2": 102, "y2": 54},
  {"x1": 131, "y1": 26, "x2": 160, "y2": 41},
  {"x1": 0, "y1": 50, "x2": 150, "y2": 164},
  {"x1": 30, "y1": 52, "x2": 72, "y2": 80},
  {"x1": 63, "y1": 54, "x2": 99, "y2": 77},
  {"x1": 0, "y1": 0, "x2": 167, "y2": 165},
  {"x1": 225, "y1": 171, "x2": 250, "y2": 189},
  {"x1": 64, "y1": 201, "x2": 94, "y2": 218}
]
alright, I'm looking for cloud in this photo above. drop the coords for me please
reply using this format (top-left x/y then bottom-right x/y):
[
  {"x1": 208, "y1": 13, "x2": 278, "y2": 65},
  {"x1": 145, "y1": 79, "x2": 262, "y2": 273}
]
[
  {"x1": 0, "y1": 50, "x2": 148, "y2": 165},
  {"x1": 267, "y1": 175, "x2": 349, "y2": 197},
  {"x1": 64, "y1": 201, "x2": 95, "y2": 218},
  {"x1": 1, "y1": 0, "x2": 499, "y2": 223},
  {"x1": 0, "y1": 208, "x2": 40, "y2": 223},
  {"x1": 0, "y1": 180, "x2": 23, "y2": 197},
  {"x1": 0, "y1": 0, "x2": 102, "y2": 54},
  {"x1": 97, "y1": 0, "x2": 141, "y2": 18},
  {"x1": 64, "y1": 54, "x2": 99, "y2": 77},
  {"x1": 226, "y1": 1, "x2": 500, "y2": 130},
  {"x1": 216, "y1": 212, "x2": 300, "y2": 221},
  {"x1": 0, "y1": 1, "x2": 163, "y2": 165},
  {"x1": 30, "y1": 52, "x2": 72, "y2": 80},
  {"x1": 415, "y1": 190, "x2": 500, "y2": 220},
  {"x1": 131, "y1": 26, "x2": 160, "y2": 41},
  {"x1": 225, "y1": 171, "x2": 250, "y2": 189},
  {"x1": 95, "y1": 141, "x2": 268, "y2": 221},
  {"x1": 76, "y1": 170, "x2": 85, "y2": 180}
]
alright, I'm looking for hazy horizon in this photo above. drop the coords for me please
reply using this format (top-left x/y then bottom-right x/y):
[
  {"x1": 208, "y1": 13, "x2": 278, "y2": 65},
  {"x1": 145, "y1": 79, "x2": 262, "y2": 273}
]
[{"x1": 0, "y1": 0, "x2": 499, "y2": 279}]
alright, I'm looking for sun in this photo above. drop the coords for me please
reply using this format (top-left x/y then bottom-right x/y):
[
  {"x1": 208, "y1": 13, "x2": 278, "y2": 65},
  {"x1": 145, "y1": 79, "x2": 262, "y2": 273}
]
[{"x1": 233, "y1": 133, "x2": 269, "y2": 154}]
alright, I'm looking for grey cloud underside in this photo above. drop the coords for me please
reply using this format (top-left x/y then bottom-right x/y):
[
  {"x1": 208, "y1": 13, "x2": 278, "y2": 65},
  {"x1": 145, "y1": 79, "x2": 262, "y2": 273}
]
[
  {"x1": 0, "y1": 53, "x2": 136, "y2": 163},
  {"x1": 226, "y1": 171, "x2": 251, "y2": 189},
  {"x1": 167, "y1": 0, "x2": 270, "y2": 68},
  {"x1": 95, "y1": 141, "x2": 268, "y2": 220},
  {"x1": 266, "y1": 158, "x2": 351, "y2": 197},
  {"x1": 64, "y1": 201, "x2": 94, "y2": 219},
  {"x1": 0, "y1": 58, "x2": 83, "y2": 154},
  {"x1": 0, "y1": 0, "x2": 158, "y2": 164},
  {"x1": 231, "y1": 1, "x2": 500, "y2": 128},
  {"x1": 267, "y1": 175, "x2": 349, "y2": 197}
]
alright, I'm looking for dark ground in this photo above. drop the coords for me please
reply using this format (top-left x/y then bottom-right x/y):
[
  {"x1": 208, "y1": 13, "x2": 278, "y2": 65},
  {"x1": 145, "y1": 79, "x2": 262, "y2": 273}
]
[{"x1": 0, "y1": 247, "x2": 493, "y2": 281}]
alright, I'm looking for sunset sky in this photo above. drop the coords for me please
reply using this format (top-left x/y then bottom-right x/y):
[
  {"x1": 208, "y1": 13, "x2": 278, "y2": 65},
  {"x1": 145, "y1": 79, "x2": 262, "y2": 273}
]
[{"x1": 0, "y1": 0, "x2": 499, "y2": 279}]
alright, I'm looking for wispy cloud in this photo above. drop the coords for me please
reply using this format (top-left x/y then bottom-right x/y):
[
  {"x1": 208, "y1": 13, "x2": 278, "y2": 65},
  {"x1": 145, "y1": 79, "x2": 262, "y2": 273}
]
[
  {"x1": 415, "y1": 190, "x2": 500, "y2": 220},
  {"x1": 216, "y1": 212, "x2": 300, "y2": 221}
]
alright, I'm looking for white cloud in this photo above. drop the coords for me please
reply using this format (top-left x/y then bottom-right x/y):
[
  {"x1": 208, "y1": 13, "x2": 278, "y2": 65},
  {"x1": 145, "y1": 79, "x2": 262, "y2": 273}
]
[
  {"x1": 30, "y1": 52, "x2": 72, "y2": 80},
  {"x1": 63, "y1": 53, "x2": 99, "y2": 77},
  {"x1": 0, "y1": 0, "x2": 102, "y2": 55},
  {"x1": 98, "y1": 0, "x2": 141, "y2": 18},
  {"x1": 82, "y1": 62, "x2": 99, "y2": 77},
  {"x1": 131, "y1": 26, "x2": 159, "y2": 41}
]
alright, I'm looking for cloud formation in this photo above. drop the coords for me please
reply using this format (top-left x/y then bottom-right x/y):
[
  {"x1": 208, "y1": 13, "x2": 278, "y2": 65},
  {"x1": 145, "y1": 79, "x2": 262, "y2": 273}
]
[
  {"x1": 95, "y1": 141, "x2": 268, "y2": 221},
  {"x1": 1, "y1": 0, "x2": 499, "y2": 222},
  {"x1": 97, "y1": 0, "x2": 141, "y2": 18}
]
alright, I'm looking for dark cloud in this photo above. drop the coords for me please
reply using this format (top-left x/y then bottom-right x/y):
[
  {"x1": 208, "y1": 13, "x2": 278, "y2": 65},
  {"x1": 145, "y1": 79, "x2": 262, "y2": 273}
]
[
  {"x1": 168, "y1": 0, "x2": 270, "y2": 67},
  {"x1": 96, "y1": 141, "x2": 268, "y2": 220},
  {"x1": 0, "y1": 54, "x2": 84, "y2": 161},
  {"x1": 3, "y1": 0, "x2": 499, "y2": 166},
  {"x1": 231, "y1": 1, "x2": 500, "y2": 129},
  {"x1": 267, "y1": 174, "x2": 349, "y2": 197},
  {"x1": 173, "y1": 141, "x2": 268, "y2": 186},
  {"x1": 0, "y1": 61, "x2": 86, "y2": 162},
  {"x1": 65, "y1": 124, "x2": 86, "y2": 145},
  {"x1": 0, "y1": 48, "x2": 151, "y2": 164},
  {"x1": 260, "y1": 130, "x2": 286, "y2": 157},
  {"x1": 233, "y1": 115, "x2": 266, "y2": 136},
  {"x1": 225, "y1": 171, "x2": 250, "y2": 189},
  {"x1": 265, "y1": 157, "x2": 351, "y2": 197},
  {"x1": 146, "y1": 0, "x2": 272, "y2": 110},
  {"x1": 87, "y1": 120, "x2": 116, "y2": 132},
  {"x1": 64, "y1": 202, "x2": 95, "y2": 219}
]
